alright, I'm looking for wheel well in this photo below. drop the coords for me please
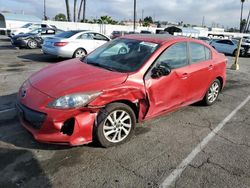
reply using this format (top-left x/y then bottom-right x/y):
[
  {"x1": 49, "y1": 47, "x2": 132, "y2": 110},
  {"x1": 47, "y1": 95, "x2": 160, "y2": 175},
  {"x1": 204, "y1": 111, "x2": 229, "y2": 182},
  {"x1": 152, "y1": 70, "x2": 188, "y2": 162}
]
[
  {"x1": 110, "y1": 100, "x2": 139, "y2": 122},
  {"x1": 216, "y1": 76, "x2": 223, "y2": 91}
]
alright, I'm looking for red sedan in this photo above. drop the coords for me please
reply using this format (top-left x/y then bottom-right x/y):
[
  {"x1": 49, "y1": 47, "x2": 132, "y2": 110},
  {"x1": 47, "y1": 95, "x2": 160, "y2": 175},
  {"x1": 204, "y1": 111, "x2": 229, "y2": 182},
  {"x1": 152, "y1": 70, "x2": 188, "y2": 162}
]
[{"x1": 17, "y1": 34, "x2": 227, "y2": 147}]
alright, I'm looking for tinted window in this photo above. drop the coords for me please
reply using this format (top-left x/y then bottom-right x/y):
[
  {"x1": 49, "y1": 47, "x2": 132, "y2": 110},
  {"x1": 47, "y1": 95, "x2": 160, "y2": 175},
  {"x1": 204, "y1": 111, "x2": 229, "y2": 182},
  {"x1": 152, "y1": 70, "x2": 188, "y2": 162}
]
[
  {"x1": 216, "y1": 40, "x2": 227, "y2": 44},
  {"x1": 21, "y1": 23, "x2": 32, "y2": 28},
  {"x1": 77, "y1": 33, "x2": 93, "y2": 39},
  {"x1": 55, "y1": 31, "x2": 79, "y2": 38},
  {"x1": 155, "y1": 42, "x2": 188, "y2": 69},
  {"x1": 189, "y1": 43, "x2": 206, "y2": 63},
  {"x1": 91, "y1": 33, "x2": 109, "y2": 41},
  {"x1": 216, "y1": 40, "x2": 233, "y2": 45}
]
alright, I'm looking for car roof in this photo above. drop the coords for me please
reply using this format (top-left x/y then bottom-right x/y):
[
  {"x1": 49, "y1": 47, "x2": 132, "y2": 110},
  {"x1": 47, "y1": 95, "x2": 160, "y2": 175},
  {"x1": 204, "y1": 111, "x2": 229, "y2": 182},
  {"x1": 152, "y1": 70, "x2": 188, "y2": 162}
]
[{"x1": 120, "y1": 34, "x2": 190, "y2": 45}]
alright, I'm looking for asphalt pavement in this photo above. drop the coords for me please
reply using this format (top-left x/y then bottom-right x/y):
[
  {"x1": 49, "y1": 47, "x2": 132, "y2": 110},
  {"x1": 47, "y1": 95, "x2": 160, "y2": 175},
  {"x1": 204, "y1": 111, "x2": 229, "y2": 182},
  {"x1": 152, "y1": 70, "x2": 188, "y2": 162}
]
[{"x1": 0, "y1": 35, "x2": 250, "y2": 188}]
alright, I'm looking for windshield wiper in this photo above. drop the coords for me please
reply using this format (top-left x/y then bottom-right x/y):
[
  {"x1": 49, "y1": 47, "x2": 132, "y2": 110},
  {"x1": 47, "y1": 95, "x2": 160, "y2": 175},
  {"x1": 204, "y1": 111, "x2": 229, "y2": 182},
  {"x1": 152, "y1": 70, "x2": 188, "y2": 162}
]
[{"x1": 88, "y1": 62, "x2": 117, "y2": 72}]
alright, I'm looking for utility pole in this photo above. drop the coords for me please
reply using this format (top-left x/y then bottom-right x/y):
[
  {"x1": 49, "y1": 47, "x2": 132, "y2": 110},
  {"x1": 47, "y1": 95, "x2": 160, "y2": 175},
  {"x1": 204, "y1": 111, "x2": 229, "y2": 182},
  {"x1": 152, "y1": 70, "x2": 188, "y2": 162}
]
[
  {"x1": 43, "y1": 0, "x2": 46, "y2": 20},
  {"x1": 202, "y1": 16, "x2": 205, "y2": 27},
  {"x1": 133, "y1": 0, "x2": 136, "y2": 32}
]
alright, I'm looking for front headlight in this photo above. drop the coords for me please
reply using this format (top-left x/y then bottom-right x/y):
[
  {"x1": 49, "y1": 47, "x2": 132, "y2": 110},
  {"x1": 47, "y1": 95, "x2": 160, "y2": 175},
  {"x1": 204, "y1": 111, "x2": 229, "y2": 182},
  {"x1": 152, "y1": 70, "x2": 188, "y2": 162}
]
[{"x1": 48, "y1": 92, "x2": 102, "y2": 109}]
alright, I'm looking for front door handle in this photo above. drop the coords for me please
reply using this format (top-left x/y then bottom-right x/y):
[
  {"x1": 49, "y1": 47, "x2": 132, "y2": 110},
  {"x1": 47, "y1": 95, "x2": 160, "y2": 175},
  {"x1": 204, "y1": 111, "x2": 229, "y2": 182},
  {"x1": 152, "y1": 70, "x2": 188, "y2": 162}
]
[{"x1": 181, "y1": 73, "x2": 189, "y2": 79}]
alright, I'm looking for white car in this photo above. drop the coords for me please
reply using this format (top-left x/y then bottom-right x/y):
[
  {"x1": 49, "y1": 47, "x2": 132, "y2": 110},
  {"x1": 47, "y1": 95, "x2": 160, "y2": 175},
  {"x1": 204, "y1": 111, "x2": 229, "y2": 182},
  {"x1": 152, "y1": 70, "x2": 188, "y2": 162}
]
[
  {"x1": 210, "y1": 39, "x2": 244, "y2": 56},
  {"x1": 10, "y1": 23, "x2": 56, "y2": 37},
  {"x1": 42, "y1": 30, "x2": 110, "y2": 58}
]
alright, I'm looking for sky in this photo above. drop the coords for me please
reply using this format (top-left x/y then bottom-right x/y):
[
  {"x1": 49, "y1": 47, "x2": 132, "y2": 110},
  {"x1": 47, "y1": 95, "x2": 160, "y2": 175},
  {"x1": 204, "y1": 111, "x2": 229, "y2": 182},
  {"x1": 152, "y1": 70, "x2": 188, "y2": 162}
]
[{"x1": 0, "y1": 0, "x2": 249, "y2": 28}]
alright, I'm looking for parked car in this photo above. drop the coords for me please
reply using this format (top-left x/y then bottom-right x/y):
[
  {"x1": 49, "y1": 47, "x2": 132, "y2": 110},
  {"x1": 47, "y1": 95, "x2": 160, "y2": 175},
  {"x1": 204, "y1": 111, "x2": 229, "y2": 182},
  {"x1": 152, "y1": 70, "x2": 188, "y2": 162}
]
[
  {"x1": 232, "y1": 37, "x2": 250, "y2": 57},
  {"x1": 140, "y1": 30, "x2": 153, "y2": 34},
  {"x1": 197, "y1": 36, "x2": 211, "y2": 44},
  {"x1": 210, "y1": 39, "x2": 244, "y2": 56},
  {"x1": 10, "y1": 23, "x2": 57, "y2": 37},
  {"x1": 42, "y1": 30, "x2": 110, "y2": 58},
  {"x1": 110, "y1": 31, "x2": 128, "y2": 39},
  {"x1": 17, "y1": 34, "x2": 227, "y2": 147},
  {"x1": 11, "y1": 28, "x2": 63, "y2": 49}
]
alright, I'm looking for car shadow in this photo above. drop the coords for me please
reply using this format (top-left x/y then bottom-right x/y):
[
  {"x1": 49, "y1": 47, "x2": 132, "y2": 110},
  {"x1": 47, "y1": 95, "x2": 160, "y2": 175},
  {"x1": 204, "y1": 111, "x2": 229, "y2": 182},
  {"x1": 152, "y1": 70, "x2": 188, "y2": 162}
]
[
  {"x1": 0, "y1": 45, "x2": 16, "y2": 50},
  {"x1": 0, "y1": 117, "x2": 72, "y2": 150},
  {"x1": 0, "y1": 148, "x2": 52, "y2": 187},
  {"x1": 0, "y1": 93, "x2": 17, "y2": 110},
  {"x1": 18, "y1": 53, "x2": 67, "y2": 63}
]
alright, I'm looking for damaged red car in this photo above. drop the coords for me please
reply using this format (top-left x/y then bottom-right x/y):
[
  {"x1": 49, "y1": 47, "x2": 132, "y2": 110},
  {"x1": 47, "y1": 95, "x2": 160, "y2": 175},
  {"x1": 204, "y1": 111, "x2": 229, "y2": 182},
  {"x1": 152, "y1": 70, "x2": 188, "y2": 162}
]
[{"x1": 17, "y1": 34, "x2": 227, "y2": 147}]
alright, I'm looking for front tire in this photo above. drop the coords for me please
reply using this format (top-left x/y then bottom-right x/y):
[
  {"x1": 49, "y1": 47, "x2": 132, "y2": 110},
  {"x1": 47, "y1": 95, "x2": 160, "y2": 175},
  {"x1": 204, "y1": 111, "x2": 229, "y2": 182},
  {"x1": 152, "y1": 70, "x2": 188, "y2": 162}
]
[
  {"x1": 94, "y1": 103, "x2": 136, "y2": 147},
  {"x1": 203, "y1": 79, "x2": 221, "y2": 106}
]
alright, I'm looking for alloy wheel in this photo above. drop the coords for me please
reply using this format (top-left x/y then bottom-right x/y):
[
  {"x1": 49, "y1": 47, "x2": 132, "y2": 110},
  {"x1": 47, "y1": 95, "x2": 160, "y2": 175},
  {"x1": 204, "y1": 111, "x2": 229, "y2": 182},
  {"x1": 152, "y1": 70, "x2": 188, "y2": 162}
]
[
  {"x1": 207, "y1": 82, "x2": 220, "y2": 103},
  {"x1": 103, "y1": 110, "x2": 132, "y2": 143},
  {"x1": 28, "y1": 40, "x2": 37, "y2": 48},
  {"x1": 74, "y1": 49, "x2": 86, "y2": 58}
]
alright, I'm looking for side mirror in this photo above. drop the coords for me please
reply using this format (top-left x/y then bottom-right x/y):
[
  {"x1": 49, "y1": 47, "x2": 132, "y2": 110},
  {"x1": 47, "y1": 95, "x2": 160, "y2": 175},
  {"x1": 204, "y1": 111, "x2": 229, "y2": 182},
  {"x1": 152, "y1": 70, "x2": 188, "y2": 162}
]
[{"x1": 151, "y1": 64, "x2": 171, "y2": 79}]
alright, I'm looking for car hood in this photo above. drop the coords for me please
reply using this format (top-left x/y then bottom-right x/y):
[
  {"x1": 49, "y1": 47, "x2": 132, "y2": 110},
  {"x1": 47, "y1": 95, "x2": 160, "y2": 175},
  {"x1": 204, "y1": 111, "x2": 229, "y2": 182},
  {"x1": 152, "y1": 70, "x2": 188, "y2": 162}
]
[
  {"x1": 12, "y1": 33, "x2": 33, "y2": 39},
  {"x1": 29, "y1": 59, "x2": 128, "y2": 98}
]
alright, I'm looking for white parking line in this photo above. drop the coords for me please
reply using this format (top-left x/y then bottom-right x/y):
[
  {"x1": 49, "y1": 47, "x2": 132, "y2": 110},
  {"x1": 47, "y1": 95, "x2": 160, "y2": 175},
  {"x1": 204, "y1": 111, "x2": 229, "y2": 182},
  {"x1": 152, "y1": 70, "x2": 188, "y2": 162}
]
[{"x1": 160, "y1": 95, "x2": 250, "y2": 188}]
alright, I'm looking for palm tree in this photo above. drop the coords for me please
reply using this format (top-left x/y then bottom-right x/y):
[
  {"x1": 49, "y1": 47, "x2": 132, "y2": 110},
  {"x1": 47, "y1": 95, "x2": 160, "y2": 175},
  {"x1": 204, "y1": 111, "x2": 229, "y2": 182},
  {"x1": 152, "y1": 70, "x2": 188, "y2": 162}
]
[
  {"x1": 83, "y1": 0, "x2": 86, "y2": 23},
  {"x1": 77, "y1": 0, "x2": 84, "y2": 22},
  {"x1": 73, "y1": 0, "x2": 77, "y2": 22},
  {"x1": 65, "y1": 0, "x2": 71, "y2": 21},
  {"x1": 240, "y1": 0, "x2": 245, "y2": 32}
]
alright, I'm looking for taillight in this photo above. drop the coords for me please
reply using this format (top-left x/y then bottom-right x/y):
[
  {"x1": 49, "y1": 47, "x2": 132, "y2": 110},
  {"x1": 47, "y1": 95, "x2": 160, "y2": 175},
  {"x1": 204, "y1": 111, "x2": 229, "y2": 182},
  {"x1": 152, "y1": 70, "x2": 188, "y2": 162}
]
[{"x1": 54, "y1": 42, "x2": 68, "y2": 47}]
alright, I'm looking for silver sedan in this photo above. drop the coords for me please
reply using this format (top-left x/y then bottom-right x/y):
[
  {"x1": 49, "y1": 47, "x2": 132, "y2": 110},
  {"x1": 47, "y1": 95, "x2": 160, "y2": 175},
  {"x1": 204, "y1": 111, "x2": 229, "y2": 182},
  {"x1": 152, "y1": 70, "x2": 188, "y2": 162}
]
[{"x1": 42, "y1": 30, "x2": 110, "y2": 58}]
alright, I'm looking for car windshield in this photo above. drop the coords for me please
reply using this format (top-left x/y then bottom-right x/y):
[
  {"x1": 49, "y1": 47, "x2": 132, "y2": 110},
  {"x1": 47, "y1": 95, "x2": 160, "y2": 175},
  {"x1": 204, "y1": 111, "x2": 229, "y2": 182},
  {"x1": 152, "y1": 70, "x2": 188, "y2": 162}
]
[
  {"x1": 232, "y1": 39, "x2": 239, "y2": 45},
  {"x1": 21, "y1": 23, "x2": 32, "y2": 28},
  {"x1": 55, "y1": 31, "x2": 79, "y2": 38},
  {"x1": 82, "y1": 38, "x2": 159, "y2": 73}
]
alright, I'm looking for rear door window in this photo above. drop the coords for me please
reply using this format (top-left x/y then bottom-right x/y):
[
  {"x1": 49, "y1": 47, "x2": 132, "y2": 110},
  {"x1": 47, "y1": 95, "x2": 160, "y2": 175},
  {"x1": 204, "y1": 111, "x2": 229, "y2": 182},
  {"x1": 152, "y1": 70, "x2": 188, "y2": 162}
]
[
  {"x1": 189, "y1": 43, "x2": 207, "y2": 63},
  {"x1": 205, "y1": 47, "x2": 211, "y2": 60}
]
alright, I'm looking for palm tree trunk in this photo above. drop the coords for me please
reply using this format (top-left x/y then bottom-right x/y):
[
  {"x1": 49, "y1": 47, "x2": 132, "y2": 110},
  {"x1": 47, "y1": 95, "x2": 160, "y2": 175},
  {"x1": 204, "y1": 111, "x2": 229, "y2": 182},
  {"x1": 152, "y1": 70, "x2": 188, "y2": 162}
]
[
  {"x1": 73, "y1": 0, "x2": 77, "y2": 22},
  {"x1": 65, "y1": 0, "x2": 71, "y2": 21},
  {"x1": 78, "y1": 0, "x2": 84, "y2": 22},
  {"x1": 240, "y1": 0, "x2": 245, "y2": 32},
  {"x1": 83, "y1": 0, "x2": 86, "y2": 23}
]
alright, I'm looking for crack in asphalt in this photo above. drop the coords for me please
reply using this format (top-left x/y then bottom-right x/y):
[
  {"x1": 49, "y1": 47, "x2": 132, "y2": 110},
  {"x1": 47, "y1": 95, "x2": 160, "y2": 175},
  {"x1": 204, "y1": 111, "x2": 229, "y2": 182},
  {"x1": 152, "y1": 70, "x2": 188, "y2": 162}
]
[
  {"x1": 213, "y1": 132, "x2": 250, "y2": 148},
  {"x1": 105, "y1": 156, "x2": 160, "y2": 187},
  {"x1": 187, "y1": 156, "x2": 250, "y2": 180}
]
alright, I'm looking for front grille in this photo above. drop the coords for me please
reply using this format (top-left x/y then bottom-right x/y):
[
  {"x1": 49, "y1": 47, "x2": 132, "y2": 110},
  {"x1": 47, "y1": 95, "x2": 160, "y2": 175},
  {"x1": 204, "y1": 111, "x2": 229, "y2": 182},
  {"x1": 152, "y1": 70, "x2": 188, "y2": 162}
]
[{"x1": 16, "y1": 103, "x2": 47, "y2": 130}]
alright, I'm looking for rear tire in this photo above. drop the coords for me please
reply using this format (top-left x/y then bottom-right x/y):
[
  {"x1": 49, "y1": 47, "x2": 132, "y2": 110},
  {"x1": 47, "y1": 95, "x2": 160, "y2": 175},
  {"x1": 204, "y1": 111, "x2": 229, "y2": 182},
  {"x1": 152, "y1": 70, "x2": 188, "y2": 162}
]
[
  {"x1": 233, "y1": 49, "x2": 237, "y2": 56},
  {"x1": 94, "y1": 103, "x2": 136, "y2": 148},
  {"x1": 73, "y1": 48, "x2": 87, "y2": 58},
  {"x1": 203, "y1": 79, "x2": 221, "y2": 106},
  {"x1": 27, "y1": 39, "x2": 38, "y2": 49}
]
